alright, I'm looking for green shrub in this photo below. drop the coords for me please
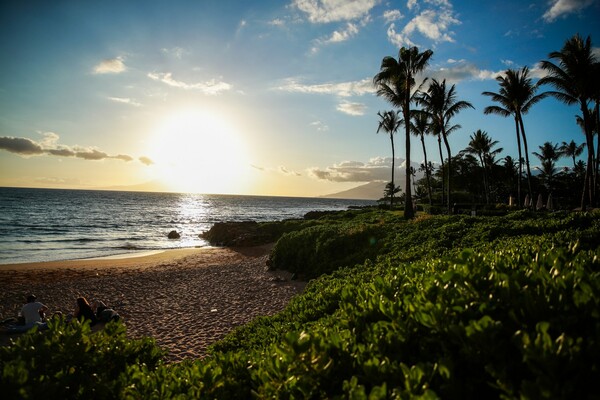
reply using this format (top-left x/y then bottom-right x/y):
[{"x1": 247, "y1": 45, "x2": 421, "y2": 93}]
[
  {"x1": 0, "y1": 318, "x2": 163, "y2": 399},
  {"x1": 4, "y1": 210, "x2": 600, "y2": 398}
]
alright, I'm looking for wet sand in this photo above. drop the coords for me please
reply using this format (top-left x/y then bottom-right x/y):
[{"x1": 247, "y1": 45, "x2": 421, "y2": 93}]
[{"x1": 0, "y1": 245, "x2": 305, "y2": 363}]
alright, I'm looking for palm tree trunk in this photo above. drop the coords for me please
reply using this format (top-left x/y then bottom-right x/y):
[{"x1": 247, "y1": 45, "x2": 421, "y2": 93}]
[
  {"x1": 479, "y1": 153, "x2": 489, "y2": 204},
  {"x1": 581, "y1": 104, "x2": 595, "y2": 209},
  {"x1": 442, "y1": 130, "x2": 452, "y2": 214},
  {"x1": 390, "y1": 134, "x2": 395, "y2": 210},
  {"x1": 518, "y1": 114, "x2": 533, "y2": 204},
  {"x1": 404, "y1": 84, "x2": 414, "y2": 219},
  {"x1": 514, "y1": 117, "x2": 522, "y2": 207},
  {"x1": 594, "y1": 101, "x2": 600, "y2": 206},
  {"x1": 420, "y1": 134, "x2": 433, "y2": 206},
  {"x1": 438, "y1": 134, "x2": 445, "y2": 207}
]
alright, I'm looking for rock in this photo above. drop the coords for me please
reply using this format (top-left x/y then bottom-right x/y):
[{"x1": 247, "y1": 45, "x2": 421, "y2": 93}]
[{"x1": 167, "y1": 230, "x2": 181, "y2": 239}]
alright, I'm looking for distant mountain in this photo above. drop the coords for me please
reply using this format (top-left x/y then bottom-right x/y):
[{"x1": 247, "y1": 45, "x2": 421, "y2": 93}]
[{"x1": 321, "y1": 181, "x2": 387, "y2": 200}]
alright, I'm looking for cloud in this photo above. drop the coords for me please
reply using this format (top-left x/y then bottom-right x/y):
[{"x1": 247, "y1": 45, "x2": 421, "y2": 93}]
[
  {"x1": 386, "y1": 1, "x2": 460, "y2": 47},
  {"x1": 425, "y1": 60, "x2": 503, "y2": 84},
  {"x1": 542, "y1": 0, "x2": 595, "y2": 22},
  {"x1": 113, "y1": 154, "x2": 134, "y2": 162},
  {"x1": 323, "y1": 21, "x2": 360, "y2": 43},
  {"x1": 0, "y1": 132, "x2": 151, "y2": 165},
  {"x1": 383, "y1": 9, "x2": 403, "y2": 23},
  {"x1": 292, "y1": 0, "x2": 378, "y2": 23},
  {"x1": 0, "y1": 136, "x2": 44, "y2": 155},
  {"x1": 161, "y1": 47, "x2": 188, "y2": 59},
  {"x1": 269, "y1": 18, "x2": 286, "y2": 26},
  {"x1": 147, "y1": 72, "x2": 232, "y2": 95},
  {"x1": 108, "y1": 97, "x2": 142, "y2": 107},
  {"x1": 310, "y1": 120, "x2": 329, "y2": 131},
  {"x1": 93, "y1": 57, "x2": 126, "y2": 74},
  {"x1": 275, "y1": 77, "x2": 374, "y2": 97},
  {"x1": 337, "y1": 101, "x2": 367, "y2": 116},
  {"x1": 308, "y1": 157, "x2": 420, "y2": 182},
  {"x1": 278, "y1": 165, "x2": 302, "y2": 176},
  {"x1": 139, "y1": 156, "x2": 154, "y2": 166}
]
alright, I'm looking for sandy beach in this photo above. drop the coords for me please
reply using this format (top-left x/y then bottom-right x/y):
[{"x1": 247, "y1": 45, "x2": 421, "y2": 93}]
[{"x1": 0, "y1": 245, "x2": 305, "y2": 363}]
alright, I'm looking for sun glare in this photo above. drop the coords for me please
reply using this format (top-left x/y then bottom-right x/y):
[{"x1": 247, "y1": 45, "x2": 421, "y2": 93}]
[{"x1": 148, "y1": 108, "x2": 250, "y2": 194}]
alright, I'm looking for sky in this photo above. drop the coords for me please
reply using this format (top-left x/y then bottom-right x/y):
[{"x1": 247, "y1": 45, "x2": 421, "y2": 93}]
[{"x1": 1, "y1": 0, "x2": 599, "y2": 198}]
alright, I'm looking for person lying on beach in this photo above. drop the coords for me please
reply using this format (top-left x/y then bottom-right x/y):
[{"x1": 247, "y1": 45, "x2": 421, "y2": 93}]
[
  {"x1": 73, "y1": 297, "x2": 98, "y2": 326},
  {"x1": 93, "y1": 300, "x2": 121, "y2": 323}
]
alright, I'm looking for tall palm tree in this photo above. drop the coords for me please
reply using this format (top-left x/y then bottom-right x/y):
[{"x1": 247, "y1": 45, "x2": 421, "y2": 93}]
[
  {"x1": 419, "y1": 79, "x2": 474, "y2": 214},
  {"x1": 539, "y1": 34, "x2": 598, "y2": 209},
  {"x1": 464, "y1": 130, "x2": 503, "y2": 204},
  {"x1": 410, "y1": 110, "x2": 433, "y2": 206},
  {"x1": 376, "y1": 110, "x2": 402, "y2": 209},
  {"x1": 374, "y1": 46, "x2": 433, "y2": 219},
  {"x1": 560, "y1": 139, "x2": 585, "y2": 170},
  {"x1": 482, "y1": 66, "x2": 547, "y2": 207}
]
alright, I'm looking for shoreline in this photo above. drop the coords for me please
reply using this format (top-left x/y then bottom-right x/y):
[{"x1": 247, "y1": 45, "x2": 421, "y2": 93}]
[
  {"x1": 0, "y1": 244, "x2": 305, "y2": 362},
  {"x1": 0, "y1": 248, "x2": 209, "y2": 271}
]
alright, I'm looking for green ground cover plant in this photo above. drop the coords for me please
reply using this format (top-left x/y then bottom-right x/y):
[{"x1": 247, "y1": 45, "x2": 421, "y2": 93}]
[{"x1": 2, "y1": 209, "x2": 599, "y2": 398}]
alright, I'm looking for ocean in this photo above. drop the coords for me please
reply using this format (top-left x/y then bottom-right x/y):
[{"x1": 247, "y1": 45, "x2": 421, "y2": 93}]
[{"x1": 0, "y1": 187, "x2": 375, "y2": 264}]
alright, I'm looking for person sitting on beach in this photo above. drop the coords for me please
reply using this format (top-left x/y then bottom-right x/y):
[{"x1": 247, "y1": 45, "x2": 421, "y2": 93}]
[
  {"x1": 93, "y1": 300, "x2": 120, "y2": 323},
  {"x1": 19, "y1": 294, "x2": 48, "y2": 330},
  {"x1": 74, "y1": 297, "x2": 97, "y2": 326}
]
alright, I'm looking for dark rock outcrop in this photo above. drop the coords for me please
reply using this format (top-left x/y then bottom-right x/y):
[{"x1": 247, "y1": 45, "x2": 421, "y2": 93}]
[{"x1": 167, "y1": 230, "x2": 181, "y2": 239}]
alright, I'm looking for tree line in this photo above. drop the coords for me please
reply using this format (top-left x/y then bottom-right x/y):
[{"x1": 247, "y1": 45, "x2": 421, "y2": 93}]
[{"x1": 374, "y1": 34, "x2": 599, "y2": 217}]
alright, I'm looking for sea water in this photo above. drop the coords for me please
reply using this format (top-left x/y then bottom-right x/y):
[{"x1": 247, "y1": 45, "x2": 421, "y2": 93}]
[{"x1": 0, "y1": 187, "x2": 374, "y2": 264}]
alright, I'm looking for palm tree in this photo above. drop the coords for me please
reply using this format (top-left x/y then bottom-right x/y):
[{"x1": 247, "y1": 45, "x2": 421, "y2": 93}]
[
  {"x1": 534, "y1": 142, "x2": 562, "y2": 194},
  {"x1": 502, "y1": 155, "x2": 519, "y2": 204},
  {"x1": 464, "y1": 130, "x2": 503, "y2": 204},
  {"x1": 410, "y1": 110, "x2": 433, "y2": 206},
  {"x1": 560, "y1": 139, "x2": 585, "y2": 170},
  {"x1": 419, "y1": 79, "x2": 474, "y2": 214},
  {"x1": 539, "y1": 34, "x2": 598, "y2": 209},
  {"x1": 376, "y1": 110, "x2": 402, "y2": 209},
  {"x1": 482, "y1": 66, "x2": 547, "y2": 207},
  {"x1": 374, "y1": 46, "x2": 433, "y2": 219}
]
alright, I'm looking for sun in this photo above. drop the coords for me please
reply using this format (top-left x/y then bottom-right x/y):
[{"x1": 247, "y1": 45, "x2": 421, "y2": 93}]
[{"x1": 148, "y1": 108, "x2": 250, "y2": 194}]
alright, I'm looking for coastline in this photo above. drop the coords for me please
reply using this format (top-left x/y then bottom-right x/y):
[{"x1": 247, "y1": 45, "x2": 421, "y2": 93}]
[
  {"x1": 0, "y1": 247, "x2": 207, "y2": 271},
  {"x1": 0, "y1": 244, "x2": 305, "y2": 362}
]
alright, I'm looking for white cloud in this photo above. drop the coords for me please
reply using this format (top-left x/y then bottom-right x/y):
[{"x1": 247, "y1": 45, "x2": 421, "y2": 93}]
[
  {"x1": 310, "y1": 121, "x2": 329, "y2": 131},
  {"x1": 275, "y1": 77, "x2": 374, "y2": 97},
  {"x1": 542, "y1": 0, "x2": 595, "y2": 22},
  {"x1": 308, "y1": 156, "x2": 421, "y2": 182},
  {"x1": 93, "y1": 57, "x2": 126, "y2": 74},
  {"x1": 108, "y1": 97, "x2": 141, "y2": 107},
  {"x1": 269, "y1": 18, "x2": 285, "y2": 26},
  {"x1": 425, "y1": 60, "x2": 503, "y2": 84},
  {"x1": 337, "y1": 101, "x2": 367, "y2": 116},
  {"x1": 292, "y1": 0, "x2": 378, "y2": 23},
  {"x1": 387, "y1": 1, "x2": 460, "y2": 47},
  {"x1": 383, "y1": 9, "x2": 403, "y2": 23},
  {"x1": 161, "y1": 47, "x2": 188, "y2": 59},
  {"x1": 324, "y1": 22, "x2": 360, "y2": 43},
  {"x1": 147, "y1": 72, "x2": 232, "y2": 95}
]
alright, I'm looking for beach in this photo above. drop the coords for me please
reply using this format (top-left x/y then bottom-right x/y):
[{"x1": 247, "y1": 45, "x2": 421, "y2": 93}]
[{"x1": 0, "y1": 245, "x2": 305, "y2": 363}]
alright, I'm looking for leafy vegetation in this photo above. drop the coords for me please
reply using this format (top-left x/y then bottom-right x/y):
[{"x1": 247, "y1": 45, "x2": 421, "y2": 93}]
[{"x1": 2, "y1": 209, "x2": 599, "y2": 398}]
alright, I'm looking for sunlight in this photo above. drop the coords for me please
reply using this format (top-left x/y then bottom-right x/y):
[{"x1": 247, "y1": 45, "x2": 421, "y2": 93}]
[{"x1": 148, "y1": 108, "x2": 250, "y2": 194}]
